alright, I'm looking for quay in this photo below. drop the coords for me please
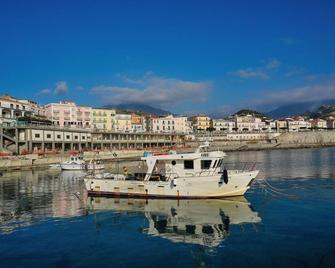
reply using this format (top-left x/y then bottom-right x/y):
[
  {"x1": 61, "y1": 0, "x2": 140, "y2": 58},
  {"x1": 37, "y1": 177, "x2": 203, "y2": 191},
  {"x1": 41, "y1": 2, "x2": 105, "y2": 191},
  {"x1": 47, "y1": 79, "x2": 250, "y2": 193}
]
[{"x1": 0, "y1": 125, "x2": 184, "y2": 155}]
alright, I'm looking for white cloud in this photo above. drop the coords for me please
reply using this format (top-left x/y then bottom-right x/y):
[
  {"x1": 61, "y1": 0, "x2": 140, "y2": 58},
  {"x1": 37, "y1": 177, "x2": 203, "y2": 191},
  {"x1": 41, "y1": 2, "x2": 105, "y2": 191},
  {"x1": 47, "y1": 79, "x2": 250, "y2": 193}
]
[
  {"x1": 253, "y1": 76, "x2": 335, "y2": 107},
  {"x1": 38, "y1": 88, "x2": 52, "y2": 96},
  {"x1": 231, "y1": 69, "x2": 269, "y2": 80},
  {"x1": 54, "y1": 81, "x2": 68, "y2": 95},
  {"x1": 265, "y1": 58, "x2": 280, "y2": 70},
  {"x1": 284, "y1": 66, "x2": 305, "y2": 77},
  {"x1": 230, "y1": 58, "x2": 280, "y2": 80},
  {"x1": 91, "y1": 73, "x2": 211, "y2": 108}
]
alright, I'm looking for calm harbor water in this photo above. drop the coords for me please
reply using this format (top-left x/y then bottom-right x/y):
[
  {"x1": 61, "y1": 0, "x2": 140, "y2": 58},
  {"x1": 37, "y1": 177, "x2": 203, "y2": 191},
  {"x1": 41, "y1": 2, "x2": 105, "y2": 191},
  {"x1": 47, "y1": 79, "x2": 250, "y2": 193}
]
[{"x1": 1, "y1": 148, "x2": 335, "y2": 268}]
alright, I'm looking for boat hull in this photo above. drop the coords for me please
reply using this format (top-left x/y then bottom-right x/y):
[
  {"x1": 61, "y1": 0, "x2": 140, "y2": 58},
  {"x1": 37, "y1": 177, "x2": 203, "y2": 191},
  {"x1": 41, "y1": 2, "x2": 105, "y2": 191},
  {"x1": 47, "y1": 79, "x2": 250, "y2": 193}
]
[{"x1": 84, "y1": 170, "x2": 259, "y2": 199}]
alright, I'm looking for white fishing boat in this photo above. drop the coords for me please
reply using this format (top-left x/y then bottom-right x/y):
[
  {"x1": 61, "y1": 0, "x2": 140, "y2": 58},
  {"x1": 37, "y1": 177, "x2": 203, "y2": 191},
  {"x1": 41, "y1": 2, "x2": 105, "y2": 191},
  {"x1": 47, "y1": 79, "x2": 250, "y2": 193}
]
[
  {"x1": 60, "y1": 155, "x2": 104, "y2": 171},
  {"x1": 84, "y1": 142, "x2": 259, "y2": 198}
]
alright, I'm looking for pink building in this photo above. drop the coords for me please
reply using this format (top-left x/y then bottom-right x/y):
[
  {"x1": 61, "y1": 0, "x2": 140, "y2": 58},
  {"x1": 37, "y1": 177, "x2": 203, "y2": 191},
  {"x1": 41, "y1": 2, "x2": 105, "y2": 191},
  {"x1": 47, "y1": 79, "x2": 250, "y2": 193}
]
[{"x1": 45, "y1": 101, "x2": 92, "y2": 128}]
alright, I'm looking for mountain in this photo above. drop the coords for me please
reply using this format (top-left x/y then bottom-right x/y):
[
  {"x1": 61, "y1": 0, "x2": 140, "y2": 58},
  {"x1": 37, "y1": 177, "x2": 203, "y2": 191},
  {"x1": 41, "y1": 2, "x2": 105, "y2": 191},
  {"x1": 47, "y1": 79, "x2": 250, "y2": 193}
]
[
  {"x1": 266, "y1": 99, "x2": 335, "y2": 118},
  {"x1": 104, "y1": 103, "x2": 172, "y2": 116},
  {"x1": 234, "y1": 109, "x2": 267, "y2": 118},
  {"x1": 309, "y1": 105, "x2": 335, "y2": 119}
]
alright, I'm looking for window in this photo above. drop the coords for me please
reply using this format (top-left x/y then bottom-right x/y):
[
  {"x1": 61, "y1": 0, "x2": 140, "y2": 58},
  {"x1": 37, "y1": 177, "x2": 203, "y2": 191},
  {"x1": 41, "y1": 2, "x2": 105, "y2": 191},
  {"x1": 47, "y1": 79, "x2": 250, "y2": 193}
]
[
  {"x1": 35, "y1": 133, "x2": 40, "y2": 138},
  {"x1": 74, "y1": 136, "x2": 78, "y2": 140},
  {"x1": 201, "y1": 160, "x2": 212, "y2": 169},
  {"x1": 217, "y1": 159, "x2": 223, "y2": 168},
  {"x1": 213, "y1": 160, "x2": 218, "y2": 168},
  {"x1": 82, "y1": 136, "x2": 85, "y2": 140},
  {"x1": 46, "y1": 134, "x2": 51, "y2": 138},
  {"x1": 184, "y1": 160, "x2": 194, "y2": 169},
  {"x1": 66, "y1": 135, "x2": 70, "y2": 139},
  {"x1": 57, "y1": 135, "x2": 61, "y2": 139}
]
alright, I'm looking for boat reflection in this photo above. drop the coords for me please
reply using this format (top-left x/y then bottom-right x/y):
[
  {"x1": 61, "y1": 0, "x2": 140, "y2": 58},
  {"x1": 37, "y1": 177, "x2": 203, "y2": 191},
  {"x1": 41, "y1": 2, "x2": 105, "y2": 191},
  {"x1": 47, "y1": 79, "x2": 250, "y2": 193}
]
[{"x1": 88, "y1": 197, "x2": 261, "y2": 247}]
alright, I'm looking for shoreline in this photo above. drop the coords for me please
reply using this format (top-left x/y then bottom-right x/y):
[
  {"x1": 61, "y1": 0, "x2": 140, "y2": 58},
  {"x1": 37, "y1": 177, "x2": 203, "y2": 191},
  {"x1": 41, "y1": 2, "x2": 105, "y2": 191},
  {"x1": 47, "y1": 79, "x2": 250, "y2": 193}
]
[{"x1": 1, "y1": 143, "x2": 335, "y2": 172}]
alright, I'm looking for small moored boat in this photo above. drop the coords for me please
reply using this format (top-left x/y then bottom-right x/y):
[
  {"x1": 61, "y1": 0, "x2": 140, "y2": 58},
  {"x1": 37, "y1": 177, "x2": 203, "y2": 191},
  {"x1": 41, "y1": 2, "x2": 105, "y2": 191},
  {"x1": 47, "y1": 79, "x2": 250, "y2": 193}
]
[{"x1": 60, "y1": 155, "x2": 104, "y2": 171}]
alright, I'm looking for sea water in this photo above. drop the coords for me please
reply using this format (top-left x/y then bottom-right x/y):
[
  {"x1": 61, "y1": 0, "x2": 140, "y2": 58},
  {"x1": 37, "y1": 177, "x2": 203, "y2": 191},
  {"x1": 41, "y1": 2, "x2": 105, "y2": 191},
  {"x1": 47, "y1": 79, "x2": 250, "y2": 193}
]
[{"x1": 0, "y1": 148, "x2": 335, "y2": 268}]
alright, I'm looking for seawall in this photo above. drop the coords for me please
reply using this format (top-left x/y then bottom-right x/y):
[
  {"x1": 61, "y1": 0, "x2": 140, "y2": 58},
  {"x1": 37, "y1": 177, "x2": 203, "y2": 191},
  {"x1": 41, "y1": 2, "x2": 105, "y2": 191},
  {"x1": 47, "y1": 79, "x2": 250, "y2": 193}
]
[{"x1": 0, "y1": 150, "x2": 145, "y2": 171}]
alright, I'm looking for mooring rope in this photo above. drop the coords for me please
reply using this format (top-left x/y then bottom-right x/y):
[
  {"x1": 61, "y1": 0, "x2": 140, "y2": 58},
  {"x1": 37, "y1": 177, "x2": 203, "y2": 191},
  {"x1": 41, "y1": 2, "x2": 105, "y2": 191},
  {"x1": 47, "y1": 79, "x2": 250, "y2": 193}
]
[{"x1": 256, "y1": 172, "x2": 298, "y2": 199}]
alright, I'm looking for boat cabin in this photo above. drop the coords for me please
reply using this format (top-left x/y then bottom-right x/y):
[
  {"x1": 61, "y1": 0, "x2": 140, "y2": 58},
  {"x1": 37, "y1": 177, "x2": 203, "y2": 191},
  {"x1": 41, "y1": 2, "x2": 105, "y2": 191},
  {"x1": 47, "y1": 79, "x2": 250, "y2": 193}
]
[
  {"x1": 137, "y1": 149, "x2": 226, "y2": 182},
  {"x1": 69, "y1": 155, "x2": 84, "y2": 162}
]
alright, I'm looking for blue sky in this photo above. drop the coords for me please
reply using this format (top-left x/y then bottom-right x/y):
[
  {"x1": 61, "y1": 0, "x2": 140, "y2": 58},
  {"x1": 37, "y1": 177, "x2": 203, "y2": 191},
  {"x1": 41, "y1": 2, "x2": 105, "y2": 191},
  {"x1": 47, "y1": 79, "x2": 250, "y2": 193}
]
[{"x1": 1, "y1": 0, "x2": 335, "y2": 115}]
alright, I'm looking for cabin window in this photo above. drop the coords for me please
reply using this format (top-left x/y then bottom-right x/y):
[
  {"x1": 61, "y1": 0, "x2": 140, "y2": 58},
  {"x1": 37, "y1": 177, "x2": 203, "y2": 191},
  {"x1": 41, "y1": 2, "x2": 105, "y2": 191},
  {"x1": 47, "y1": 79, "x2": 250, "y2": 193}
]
[
  {"x1": 213, "y1": 160, "x2": 218, "y2": 168},
  {"x1": 184, "y1": 160, "x2": 194, "y2": 169},
  {"x1": 201, "y1": 160, "x2": 212, "y2": 169},
  {"x1": 217, "y1": 159, "x2": 223, "y2": 168}
]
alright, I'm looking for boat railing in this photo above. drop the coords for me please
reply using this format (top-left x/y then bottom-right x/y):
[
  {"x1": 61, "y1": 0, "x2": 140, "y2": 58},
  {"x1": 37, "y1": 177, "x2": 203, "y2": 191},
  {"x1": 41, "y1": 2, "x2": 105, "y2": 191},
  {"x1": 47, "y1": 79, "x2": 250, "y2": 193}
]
[{"x1": 220, "y1": 162, "x2": 260, "y2": 173}]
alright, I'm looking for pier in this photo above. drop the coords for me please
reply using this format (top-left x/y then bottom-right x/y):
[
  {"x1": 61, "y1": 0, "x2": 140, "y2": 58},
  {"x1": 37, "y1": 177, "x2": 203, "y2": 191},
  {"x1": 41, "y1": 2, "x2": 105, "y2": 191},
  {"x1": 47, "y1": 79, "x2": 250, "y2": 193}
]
[{"x1": 0, "y1": 125, "x2": 184, "y2": 155}]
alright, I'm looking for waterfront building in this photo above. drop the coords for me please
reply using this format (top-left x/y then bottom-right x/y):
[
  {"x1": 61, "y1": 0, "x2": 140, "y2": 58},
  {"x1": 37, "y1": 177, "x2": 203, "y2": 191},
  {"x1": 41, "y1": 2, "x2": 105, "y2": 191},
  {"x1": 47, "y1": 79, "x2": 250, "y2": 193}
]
[
  {"x1": 235, "y1": 114, "x2": 264, "y2": 132},
  {"x1": 92, "y1": 108, "x2": 116, "y2": 131},
  {"x1": 0, "y1": 95, "x2": 45, "y2": 126},
  {"x1": 275, "y1": 120, "x2": 288, "y2": 131},
  {"x1": 211, "y1": 119, "x2": 236, "y2": 132},
  {"x1": 309, "y1": 118, "x2": 327, "y2": 129},
  {"x1": 263, "y1": 120, "x2": 277, "y2": 132},
  {"x1": 190, "y1": 115, "x2": 211, "y2": 131},
  {"x1": 45, "y1": 101, "x2": 92, "y2": 129},
  {"x1": 286, "y1": 117, "x2": 311, "y2": 131},
  {"x1": 131, "y1": 113, "x2": 146, "y2": 133},
  {"x1": 149, "y1": 115, "x2": 190, "y2": 134},
  {"x1": 114, "y1": 113, "x2": 132, "y2": 132},
  {"x1": 326, "y1": 118, "x2": 335, "y2": 129}
]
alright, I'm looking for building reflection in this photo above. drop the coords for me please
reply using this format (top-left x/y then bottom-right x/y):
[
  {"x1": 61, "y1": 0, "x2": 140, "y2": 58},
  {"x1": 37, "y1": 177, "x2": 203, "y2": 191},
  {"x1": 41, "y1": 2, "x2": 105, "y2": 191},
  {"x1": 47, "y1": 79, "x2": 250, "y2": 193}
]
[
  {"x1": 88, "y1": 197, "x2": 261, "y2": 247},
  {"x1": 0, "y1": 169, "x2": 87, "y2": 234}
]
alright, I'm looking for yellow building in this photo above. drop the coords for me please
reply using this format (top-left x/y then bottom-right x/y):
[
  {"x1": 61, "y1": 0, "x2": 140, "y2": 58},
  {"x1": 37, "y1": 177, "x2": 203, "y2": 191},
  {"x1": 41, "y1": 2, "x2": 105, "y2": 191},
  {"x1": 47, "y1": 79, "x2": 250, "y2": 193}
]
[
  {"x1": 92, "y1": 108, "x2": 116, "y2": 130},
  {"x1": 190, "y1": 115, "x2": 211, "y2": 131}
]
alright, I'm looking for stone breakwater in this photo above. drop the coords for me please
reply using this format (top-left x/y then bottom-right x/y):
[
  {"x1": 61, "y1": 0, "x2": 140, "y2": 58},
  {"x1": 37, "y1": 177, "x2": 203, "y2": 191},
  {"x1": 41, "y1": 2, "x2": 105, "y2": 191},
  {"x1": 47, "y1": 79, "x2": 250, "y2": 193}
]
[{"x1": 187, "y1": 131, "x2": 335, "y2": 152}]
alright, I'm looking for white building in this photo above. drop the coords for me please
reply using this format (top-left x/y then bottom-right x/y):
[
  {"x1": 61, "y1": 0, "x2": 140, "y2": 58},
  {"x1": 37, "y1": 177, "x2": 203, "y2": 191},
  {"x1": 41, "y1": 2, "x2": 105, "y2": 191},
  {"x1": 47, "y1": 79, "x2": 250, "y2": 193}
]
[
  {"x1": 149, "y1": 115, "x2": 191, "y2": 134},
  {"x1": 287, "y1": 117, "x2": 311, "y2": 131},
  {"x1": 211, "y1": 119, "x2": 235, "y2": 132},
  {"x1": 309, "y1": 118, "x2": 327, "y2": 129},
  {"x1": 235, "y1": 114, "x2": 264, "y2": 132},
  {"x1": 115, "y1": 114, "x2": 132, "y2": 132},
  {"x1": 44, "y1": 101, "x2": 92, "y2": 129},
  {"x1": 131, "y1": 113, "x2": 146, "y2": 133},
  {"x1": 0, "y1": 95, "x2": 45, "y2": 125}
]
